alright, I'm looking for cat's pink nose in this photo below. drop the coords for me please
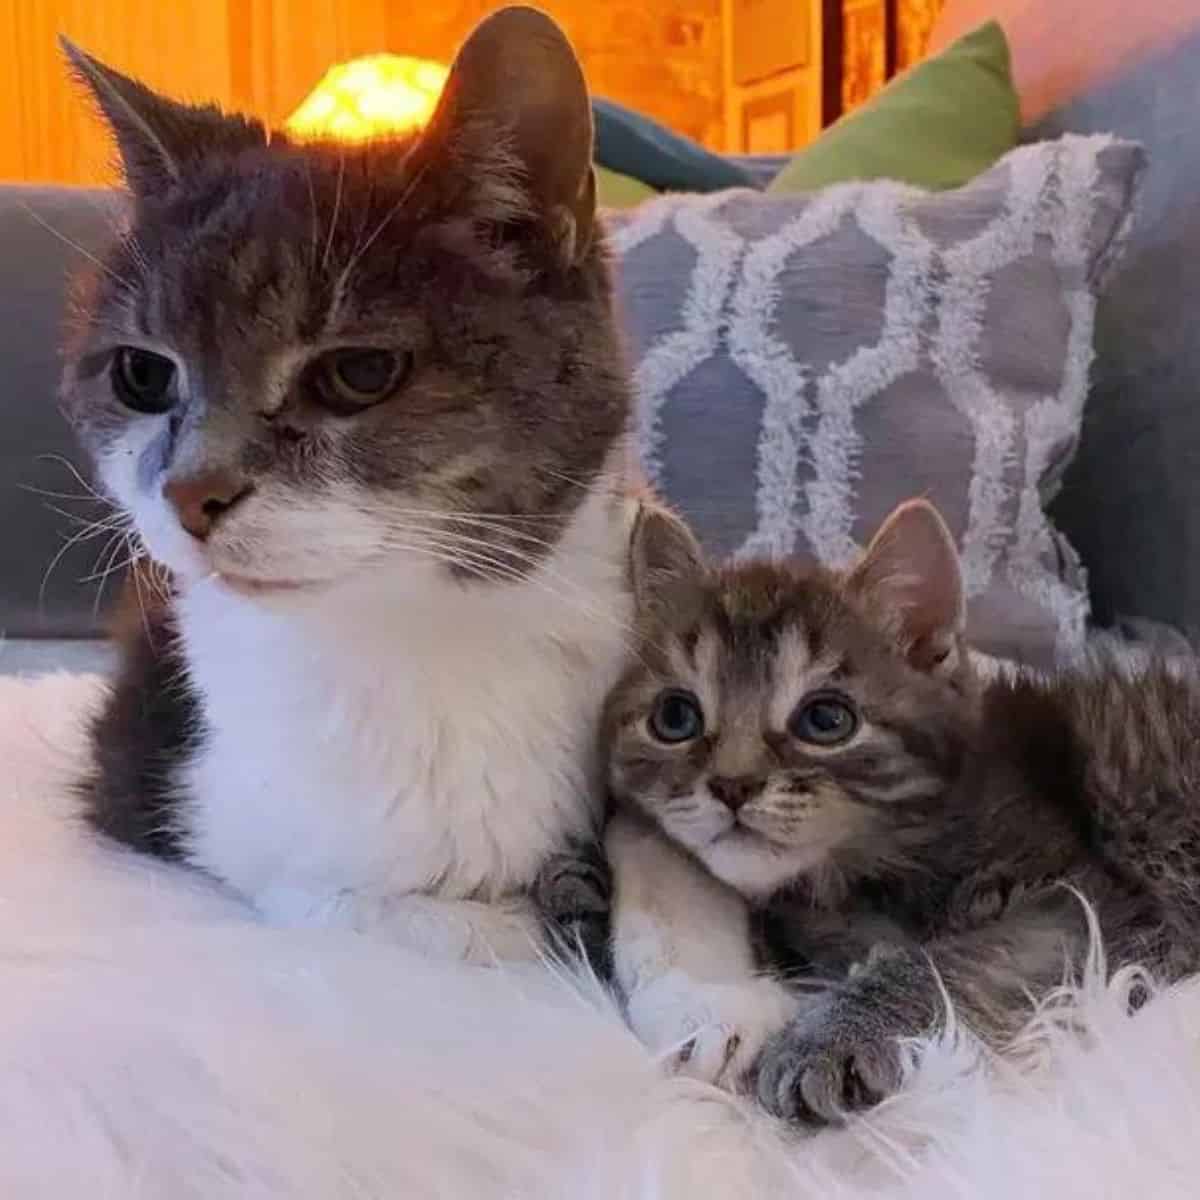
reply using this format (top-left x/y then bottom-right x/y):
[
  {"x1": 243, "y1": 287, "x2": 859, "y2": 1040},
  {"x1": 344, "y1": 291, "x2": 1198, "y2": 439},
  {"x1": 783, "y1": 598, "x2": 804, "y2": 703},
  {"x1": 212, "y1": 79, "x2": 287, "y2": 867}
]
[
  {"x1": 164, "y1": 469, "x2": 253, "y2": 541},
  {"x1": 708, "y1": 776, "x2": 762, "y2": 813}
]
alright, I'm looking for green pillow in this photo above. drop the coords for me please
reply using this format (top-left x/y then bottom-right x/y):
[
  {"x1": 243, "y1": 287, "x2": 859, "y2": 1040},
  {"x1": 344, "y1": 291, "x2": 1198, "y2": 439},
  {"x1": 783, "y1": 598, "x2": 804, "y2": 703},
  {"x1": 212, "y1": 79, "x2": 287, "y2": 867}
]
[
  {"x1": 769, "y1": 21, "x2": 1018, "y2": 194},
  {"x1": 595, "y1": 165, "x2": 658, "y2": 208}
]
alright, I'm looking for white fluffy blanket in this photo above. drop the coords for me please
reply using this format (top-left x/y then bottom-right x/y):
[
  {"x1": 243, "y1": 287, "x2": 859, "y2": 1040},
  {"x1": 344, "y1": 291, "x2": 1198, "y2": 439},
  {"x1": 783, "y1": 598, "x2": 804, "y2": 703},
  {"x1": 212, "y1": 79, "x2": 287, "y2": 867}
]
[{"x1": 2, "y1": 672, "x2": 1199, "y2": 1199}]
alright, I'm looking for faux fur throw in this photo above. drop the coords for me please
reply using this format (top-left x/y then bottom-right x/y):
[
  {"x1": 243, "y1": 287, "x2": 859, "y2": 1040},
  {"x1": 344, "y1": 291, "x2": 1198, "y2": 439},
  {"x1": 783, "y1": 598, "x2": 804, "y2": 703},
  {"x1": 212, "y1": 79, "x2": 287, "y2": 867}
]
[{"x1": 0, "y1": 671, "x2": 1197, "y2": 1198}]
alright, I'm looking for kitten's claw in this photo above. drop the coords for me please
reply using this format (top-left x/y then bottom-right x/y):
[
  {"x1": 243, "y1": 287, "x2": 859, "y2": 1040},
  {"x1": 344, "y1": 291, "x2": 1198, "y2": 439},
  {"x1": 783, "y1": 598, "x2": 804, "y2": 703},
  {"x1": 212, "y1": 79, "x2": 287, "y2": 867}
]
[
  {"x1": 753, "y1": 1016, "x2": 904, "y2": 1125},
  {"x1": 626, "y1": 969, "x2": 796, "y2": 1089}
]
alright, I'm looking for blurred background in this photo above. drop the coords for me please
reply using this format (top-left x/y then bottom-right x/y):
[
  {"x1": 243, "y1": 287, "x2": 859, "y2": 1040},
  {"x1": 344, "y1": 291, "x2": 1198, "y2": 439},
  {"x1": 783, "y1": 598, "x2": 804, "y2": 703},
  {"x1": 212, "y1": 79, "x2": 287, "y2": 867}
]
[{"x1": 0, "y1": 0, "x2": 943, "y2": 183}]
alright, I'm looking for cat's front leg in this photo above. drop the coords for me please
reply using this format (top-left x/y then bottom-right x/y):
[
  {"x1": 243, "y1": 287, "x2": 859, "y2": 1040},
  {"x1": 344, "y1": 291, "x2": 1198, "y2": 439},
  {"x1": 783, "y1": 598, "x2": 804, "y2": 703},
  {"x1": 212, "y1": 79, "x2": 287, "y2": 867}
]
[
  {"x1": 752, "y1": 941, "x2": 934, "y2": 1124},
  {"x1": 256, "y1": 884, "x2": 545, "y2": 963},
  {"x1": 607, "y1": 810, "x2": 798, "y2": 1087},
  {"x1": 754, "y1": 888, "x2": 1092, "y2": 1124}
]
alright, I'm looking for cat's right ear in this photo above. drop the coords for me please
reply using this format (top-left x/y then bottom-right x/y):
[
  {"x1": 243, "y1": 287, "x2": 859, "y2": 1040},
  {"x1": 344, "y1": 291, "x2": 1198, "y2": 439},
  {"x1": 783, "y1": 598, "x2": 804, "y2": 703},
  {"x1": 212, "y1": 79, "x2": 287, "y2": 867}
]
[
  {"x1": 848, "y1": 499, "x2": 966, "y2": 674},
  {"x1": 629, "y1": 500, "x2": 704, "y2": 622},
  {"x1": 61, "y1": 38, "x2": 265, "y2": 198},
  {"x1": 417, "y1": 6, "x2": 596, "y2": 267}
]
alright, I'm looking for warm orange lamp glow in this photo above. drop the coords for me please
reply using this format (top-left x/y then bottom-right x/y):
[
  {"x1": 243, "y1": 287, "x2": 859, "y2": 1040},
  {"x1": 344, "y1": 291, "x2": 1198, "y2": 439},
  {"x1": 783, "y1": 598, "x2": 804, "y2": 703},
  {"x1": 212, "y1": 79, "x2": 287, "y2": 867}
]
[{"x1": 286, "y1": 54, "x2": 449, "y2": 141}]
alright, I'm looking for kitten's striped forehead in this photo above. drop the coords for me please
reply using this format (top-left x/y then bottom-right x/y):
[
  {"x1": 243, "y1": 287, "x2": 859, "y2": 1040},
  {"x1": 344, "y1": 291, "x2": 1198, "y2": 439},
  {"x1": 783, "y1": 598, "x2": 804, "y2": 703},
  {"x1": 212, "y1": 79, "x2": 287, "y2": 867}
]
[{"x1": 668, "y1": 565, "x2": 849, "y2": 721}]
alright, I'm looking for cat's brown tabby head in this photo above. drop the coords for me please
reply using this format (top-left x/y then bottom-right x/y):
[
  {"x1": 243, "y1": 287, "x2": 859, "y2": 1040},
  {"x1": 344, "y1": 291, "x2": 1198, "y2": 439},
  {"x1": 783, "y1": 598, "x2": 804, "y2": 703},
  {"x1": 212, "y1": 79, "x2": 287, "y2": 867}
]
[
  {"x1": 605, "y1": 499, "x2": 979, "y2": 898},
  {"x1": 60, "y1": 7, "x2": 628, "y2": 600}
]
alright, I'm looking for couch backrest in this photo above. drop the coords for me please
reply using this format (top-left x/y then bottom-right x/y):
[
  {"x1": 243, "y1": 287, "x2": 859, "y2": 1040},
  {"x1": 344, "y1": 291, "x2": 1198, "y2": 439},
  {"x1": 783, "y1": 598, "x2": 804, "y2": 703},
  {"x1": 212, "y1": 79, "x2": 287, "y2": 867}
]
[{"x1": 0, "y1": 185, "x2": 118, "y2": 638}]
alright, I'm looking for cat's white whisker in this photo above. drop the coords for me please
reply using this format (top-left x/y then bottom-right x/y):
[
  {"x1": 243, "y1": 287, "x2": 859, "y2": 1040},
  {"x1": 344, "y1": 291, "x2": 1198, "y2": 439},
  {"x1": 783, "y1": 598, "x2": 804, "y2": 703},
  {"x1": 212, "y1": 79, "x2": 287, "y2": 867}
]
[
  {"x1": 320, "y1": 149, "x2": 346, "y2": 277},
  {"x1": 385, "y1": 521, "x2": 646, "y2": 659},
  {"x1": 90, "y1": 531, "x2": 136, "y2": 619},
  {"x1": 35, "y1": 453, "x2": 111, "y2": 504},
  {"x1": 38, "y1": 510, "x2": 132, "y2": 612},
  {"x1": 18, "y1": 200, "x2": 135, "y2": 291},
  {"x1": 337, "y1": 160, "x2": 431, "y2": 297}
]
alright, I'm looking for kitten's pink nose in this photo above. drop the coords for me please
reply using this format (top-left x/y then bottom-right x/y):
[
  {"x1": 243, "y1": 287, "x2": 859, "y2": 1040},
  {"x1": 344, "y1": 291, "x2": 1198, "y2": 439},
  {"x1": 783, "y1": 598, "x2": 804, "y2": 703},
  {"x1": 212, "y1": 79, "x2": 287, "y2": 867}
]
[
  {"x1": 164, "y1": 469, "x2": 253, "y2": 541},
  {"x1": 708, "y1": 776, "x2": 762, "y2": 813}
]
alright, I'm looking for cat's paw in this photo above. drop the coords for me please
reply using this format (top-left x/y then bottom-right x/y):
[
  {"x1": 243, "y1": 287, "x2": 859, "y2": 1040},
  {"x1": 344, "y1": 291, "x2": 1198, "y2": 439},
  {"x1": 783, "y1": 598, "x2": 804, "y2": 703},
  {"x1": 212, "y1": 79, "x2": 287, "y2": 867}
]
[
  {"x1": 626, "y1": 969, "x2": 797, "y2": 1088},
  {"x1": 533, "y1": 843, "x2": 612, "y2": 971},
  {"x1": 752, "y1": 1008, "x2": 905, "y2": 1126}
]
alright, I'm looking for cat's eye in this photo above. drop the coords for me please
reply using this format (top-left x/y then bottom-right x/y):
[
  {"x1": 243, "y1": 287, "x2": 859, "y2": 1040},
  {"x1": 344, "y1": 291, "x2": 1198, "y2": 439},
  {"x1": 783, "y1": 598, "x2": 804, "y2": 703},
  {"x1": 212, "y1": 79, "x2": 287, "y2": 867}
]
[
  {"x1": 112, "y1": 347, "x2": 176, "y2": 414},
  {"x1": 312, "y1": 348, "x2": 412, "y2": 414},
  {"x1": 648, "y1": 689, "x2": 705, "y2": 745},
  {"x1": 789, "y1": 693, "x2": 858, "y2": 746}
]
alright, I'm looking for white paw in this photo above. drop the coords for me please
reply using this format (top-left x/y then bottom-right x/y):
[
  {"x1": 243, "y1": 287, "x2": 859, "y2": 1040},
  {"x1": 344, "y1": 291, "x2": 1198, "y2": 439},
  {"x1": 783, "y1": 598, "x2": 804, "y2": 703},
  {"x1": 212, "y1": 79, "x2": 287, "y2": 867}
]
[{"x1": 625, "y1": 970, "x2": 797, "y2": 1088}]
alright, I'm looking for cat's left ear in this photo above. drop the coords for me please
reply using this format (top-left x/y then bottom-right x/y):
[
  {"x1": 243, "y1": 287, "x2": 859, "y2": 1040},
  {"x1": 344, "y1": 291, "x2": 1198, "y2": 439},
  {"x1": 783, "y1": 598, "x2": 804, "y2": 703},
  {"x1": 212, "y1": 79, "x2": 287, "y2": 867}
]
[
  {"x1": 419, "y1": 6, "x2": 596, "y2": 266},
  {"x1": 848, "y1": 499, "x2": 966, "y2": 674},
  {"x1": 61, "y1": 38, "x2": 266, "y2": 198}
]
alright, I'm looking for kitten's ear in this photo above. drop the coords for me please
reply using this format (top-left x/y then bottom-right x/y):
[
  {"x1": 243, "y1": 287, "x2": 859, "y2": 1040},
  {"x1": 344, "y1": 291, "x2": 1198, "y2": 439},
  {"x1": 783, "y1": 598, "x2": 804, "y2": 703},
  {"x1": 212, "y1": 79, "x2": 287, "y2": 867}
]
[
  {"x1": 629, "y1": 500, "x2": 704, "y2": 620},
  {"x1": 420, "y1": 6, "x2": 596, "y2": 266},
  {"x1": 61, "y1": 38, "x2": 265, "y2": 198},
  {"x1": 848, "y1": 499, "x2": 966, "y2": 673}
]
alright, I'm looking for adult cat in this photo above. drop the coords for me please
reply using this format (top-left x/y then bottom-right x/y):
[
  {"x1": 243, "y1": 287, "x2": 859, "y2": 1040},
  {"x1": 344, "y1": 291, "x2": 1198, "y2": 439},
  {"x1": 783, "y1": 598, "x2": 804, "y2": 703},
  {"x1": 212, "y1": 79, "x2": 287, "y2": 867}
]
[{"x1": 61, "y1": 7, "x2": 633, "y2": 961}]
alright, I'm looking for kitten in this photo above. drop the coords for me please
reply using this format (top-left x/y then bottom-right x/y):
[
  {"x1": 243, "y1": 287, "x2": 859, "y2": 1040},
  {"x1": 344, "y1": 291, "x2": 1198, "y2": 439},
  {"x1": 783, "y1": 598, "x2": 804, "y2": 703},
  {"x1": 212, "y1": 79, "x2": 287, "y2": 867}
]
[
  {"x1": 60, "y1": 8, "x2": 634, "y2": 963},
  {"x1": 604, "y1": 498, "x2": 1200, "y2": 1123}
]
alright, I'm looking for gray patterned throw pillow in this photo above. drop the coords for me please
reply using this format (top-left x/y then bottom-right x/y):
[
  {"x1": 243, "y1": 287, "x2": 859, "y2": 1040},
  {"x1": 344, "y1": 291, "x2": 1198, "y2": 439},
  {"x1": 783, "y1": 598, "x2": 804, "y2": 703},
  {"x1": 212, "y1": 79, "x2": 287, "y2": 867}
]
[{"x1": 606, "y1": 136, "x2": 1143, "y2": 665}]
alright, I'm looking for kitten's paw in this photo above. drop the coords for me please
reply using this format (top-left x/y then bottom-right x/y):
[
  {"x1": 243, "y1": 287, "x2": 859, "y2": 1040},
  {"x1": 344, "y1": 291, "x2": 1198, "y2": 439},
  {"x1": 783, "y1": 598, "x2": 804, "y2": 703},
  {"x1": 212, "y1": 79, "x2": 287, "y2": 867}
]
[
  {"x1": 626, "y1": 970, "x2": 796, "y2": 1088},
  {"x1": 752, "y1": 1014, "x2": 904, "y2": 1126}
]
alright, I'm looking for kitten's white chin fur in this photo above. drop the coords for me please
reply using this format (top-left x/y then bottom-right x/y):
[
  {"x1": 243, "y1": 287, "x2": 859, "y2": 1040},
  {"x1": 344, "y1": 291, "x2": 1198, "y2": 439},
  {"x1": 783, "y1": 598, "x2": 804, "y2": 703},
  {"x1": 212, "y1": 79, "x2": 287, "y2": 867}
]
[
  {"x1": 699, "y1": 833, "x2": 831, "y2": 900},
  {"x1": 165, "y1": 467, "x2": 636, "y2": 961},
  {"x1": 656, "y1": 800, "x2": 848, "y2": 902}
]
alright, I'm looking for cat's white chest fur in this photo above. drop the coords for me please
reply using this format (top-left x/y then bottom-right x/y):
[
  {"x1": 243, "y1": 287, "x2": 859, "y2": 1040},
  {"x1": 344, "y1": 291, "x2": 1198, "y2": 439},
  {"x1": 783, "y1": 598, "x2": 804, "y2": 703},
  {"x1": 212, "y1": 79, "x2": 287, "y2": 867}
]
[{"x1": 175, "y1": 486, "x2": 633, "y2": 954}]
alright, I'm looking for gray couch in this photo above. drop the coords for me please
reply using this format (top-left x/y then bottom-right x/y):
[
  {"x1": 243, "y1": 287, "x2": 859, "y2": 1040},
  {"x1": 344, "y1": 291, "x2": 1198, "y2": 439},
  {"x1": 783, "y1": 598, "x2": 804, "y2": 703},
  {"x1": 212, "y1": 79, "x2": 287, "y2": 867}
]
[{"x1": 3, "y1": 41, "x2": 1199, "y2": 675}]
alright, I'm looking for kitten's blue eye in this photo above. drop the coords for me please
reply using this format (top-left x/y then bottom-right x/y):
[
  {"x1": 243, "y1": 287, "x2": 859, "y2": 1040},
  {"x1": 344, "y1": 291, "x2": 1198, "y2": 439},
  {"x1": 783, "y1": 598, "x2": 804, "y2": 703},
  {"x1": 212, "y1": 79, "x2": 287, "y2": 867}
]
[
  {"x1": 789, "y1": 693, "x2": 858, "y2": 746},
  {"x1": 112, "y1": 347, "x2": 175, "y2": 414},
  {"x1": 314, "y1": 348, "x2": 411, "y2": 414},
  {"x1": 649, "y1": 689, "x2": 704, "y2": 744}
]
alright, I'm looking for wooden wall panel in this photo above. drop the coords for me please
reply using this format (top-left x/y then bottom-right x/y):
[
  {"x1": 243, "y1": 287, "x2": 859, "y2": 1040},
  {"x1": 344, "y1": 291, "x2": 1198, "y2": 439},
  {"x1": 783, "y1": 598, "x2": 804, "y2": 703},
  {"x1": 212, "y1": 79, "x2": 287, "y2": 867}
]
[
  {"x1": 0, "y1": 0, "x2": 234, "y2": 184},
  {"x1": 231, "y1": 0, "x2": 723, "y2": 146},
  {"x1": 897, "y1": 0, "x2": 942, "y2": 70},
  {"x1": 1, "y1": 0, "x2": 726, "y2": 185},
  {"x1": 228, "y1": 0, "x2": 399, "y2": 125}
]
